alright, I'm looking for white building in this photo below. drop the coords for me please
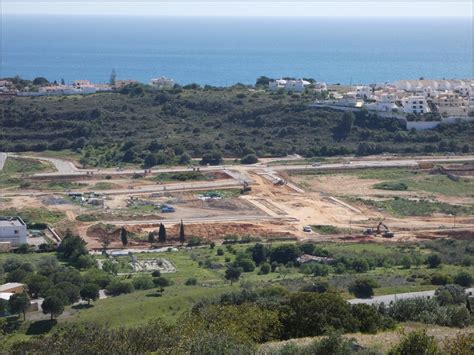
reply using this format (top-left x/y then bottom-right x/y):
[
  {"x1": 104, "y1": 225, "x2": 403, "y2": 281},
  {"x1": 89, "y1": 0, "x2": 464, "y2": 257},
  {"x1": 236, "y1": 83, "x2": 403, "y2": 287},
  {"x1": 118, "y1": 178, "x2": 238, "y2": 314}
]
[
  {"x1": 0, "y1": 217, "x2": 27, "y2": 246},
  {"x1": 401, "y1": 95, "x2": 431, "y2": 115},
  {"x1": 435, "y1": 93, "x2": 469, "y2": 117},
  {"x1": 314, "y1": 82, "x2": 328, "y2": 93},
  {"x1": 354, "y1": 85, "x2": 373, "y2": 99},
  {"x1": 150, "y1": 76, "x2": 175, "y2": 89},
  {"x1": 365, "y1": 93, "x2": 399, "y2": 112},
  {"x1": 469, "y1": 84, "x2": 474, "y2": 114},
  {"x1": 268, "y1": 79, "x2": 310, "y2": 92}
]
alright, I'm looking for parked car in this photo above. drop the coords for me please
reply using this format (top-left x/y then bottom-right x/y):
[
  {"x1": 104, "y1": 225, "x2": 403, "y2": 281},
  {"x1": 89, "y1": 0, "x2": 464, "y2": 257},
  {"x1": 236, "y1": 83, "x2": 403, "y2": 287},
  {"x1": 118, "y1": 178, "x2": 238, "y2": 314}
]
[{"x1": 303, "y1": 225, "x2": 312, "y2": 232}]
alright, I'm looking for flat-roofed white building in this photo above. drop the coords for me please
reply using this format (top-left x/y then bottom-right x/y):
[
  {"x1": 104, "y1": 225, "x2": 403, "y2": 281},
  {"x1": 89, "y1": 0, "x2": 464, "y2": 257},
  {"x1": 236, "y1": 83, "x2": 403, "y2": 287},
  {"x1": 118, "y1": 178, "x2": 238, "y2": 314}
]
[
  {"x1": 401, "y1": 95, "x2": 431, "y2": 115},
  {"x1": 150, "y1": 76, "x2": 175, "y2": 89},
  {"x1": 0, "y1": 217, "x2": 27, "y2": 246},
  {"x1": 435, "y1": 93, "x2": 469, "y2": 117},
  {"x1": 268, "y1": 79, "x2": 310, "y2": 92}
]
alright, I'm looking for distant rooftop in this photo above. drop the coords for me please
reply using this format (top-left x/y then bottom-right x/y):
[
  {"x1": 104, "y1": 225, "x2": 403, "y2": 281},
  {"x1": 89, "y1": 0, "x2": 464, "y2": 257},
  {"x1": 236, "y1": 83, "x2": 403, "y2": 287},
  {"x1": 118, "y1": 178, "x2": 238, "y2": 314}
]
[{"x1": 0, "y1": 217, "x2": 26, "y2": 227}]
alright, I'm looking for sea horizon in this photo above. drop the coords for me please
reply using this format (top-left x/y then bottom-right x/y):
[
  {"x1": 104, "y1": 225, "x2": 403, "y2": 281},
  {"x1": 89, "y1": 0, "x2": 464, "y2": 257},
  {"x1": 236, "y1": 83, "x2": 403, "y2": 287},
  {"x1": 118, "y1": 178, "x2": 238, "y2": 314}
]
[{"x1": 1, "y1": 15, "x2": 472, "y2": 86}]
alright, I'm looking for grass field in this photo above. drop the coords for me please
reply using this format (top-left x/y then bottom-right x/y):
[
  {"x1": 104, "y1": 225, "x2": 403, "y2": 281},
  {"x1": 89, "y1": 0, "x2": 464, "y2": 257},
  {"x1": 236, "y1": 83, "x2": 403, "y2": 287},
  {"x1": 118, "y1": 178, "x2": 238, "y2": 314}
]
[
  {"x1": 0, "y1": 208, "x2": 65, "y2": 225},
  {"x1": 356, "y1": 197, "x2": 474, "y2": 217},
  {"x1": 0, "y1": 157, "x2": 54, "y2": 188}
]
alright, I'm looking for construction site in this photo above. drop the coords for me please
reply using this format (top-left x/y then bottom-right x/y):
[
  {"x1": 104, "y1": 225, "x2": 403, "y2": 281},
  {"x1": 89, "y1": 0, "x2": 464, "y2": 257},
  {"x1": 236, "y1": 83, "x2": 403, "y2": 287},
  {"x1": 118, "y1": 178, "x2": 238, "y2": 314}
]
[{"x1": 0, "y1": 152, "x2": 473, "y2": 250}]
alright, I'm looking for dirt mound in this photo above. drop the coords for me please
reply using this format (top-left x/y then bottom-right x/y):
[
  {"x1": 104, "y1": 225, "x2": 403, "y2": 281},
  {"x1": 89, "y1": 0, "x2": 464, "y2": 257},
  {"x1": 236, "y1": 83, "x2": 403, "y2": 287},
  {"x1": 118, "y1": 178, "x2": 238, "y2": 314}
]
[
  {"x1": 86, "y1": 223, "x2": 143, "y2": 240},
  {"x1": 166, "y1": 222, "x2": 293, "y2": 240}
]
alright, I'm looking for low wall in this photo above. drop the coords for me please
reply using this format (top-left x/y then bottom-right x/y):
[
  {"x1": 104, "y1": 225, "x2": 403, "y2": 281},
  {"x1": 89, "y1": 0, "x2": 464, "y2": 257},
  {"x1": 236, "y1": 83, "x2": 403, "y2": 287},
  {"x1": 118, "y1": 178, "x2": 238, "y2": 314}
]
[{"x1": 406, "y1": 117, "x2": 474, "y2": 131}]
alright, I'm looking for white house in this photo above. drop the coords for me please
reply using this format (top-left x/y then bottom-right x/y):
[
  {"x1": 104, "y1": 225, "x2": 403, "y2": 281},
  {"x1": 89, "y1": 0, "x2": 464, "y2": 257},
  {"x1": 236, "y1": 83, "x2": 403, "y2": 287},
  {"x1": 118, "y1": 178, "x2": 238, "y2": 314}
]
[
  {"x1": 365, "y1": 93, "x2": 399, "y2": 112},
  {"x1": 268, "y1": 79, "x2": 310, "y2": 92},
  {"x1": 354, "y1": 85, "x2": 372, "y2": 99},
  {"x1": 401, "y1": 95, "x2": 431, "y2": 115},
  {"x1": 0, "y1": 217, "x2": 27, "y2": 246},
  {"x1": 150, "y1": 76, "x2": 175, "y2": 89}
]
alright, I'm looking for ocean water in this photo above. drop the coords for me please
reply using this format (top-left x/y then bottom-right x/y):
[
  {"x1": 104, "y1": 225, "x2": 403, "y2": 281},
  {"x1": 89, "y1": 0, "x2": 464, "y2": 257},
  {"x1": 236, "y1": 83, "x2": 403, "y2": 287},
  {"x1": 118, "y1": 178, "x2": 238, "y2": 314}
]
[{"x1": 1, "y1": 16, "x2": 472, "y2": 85}]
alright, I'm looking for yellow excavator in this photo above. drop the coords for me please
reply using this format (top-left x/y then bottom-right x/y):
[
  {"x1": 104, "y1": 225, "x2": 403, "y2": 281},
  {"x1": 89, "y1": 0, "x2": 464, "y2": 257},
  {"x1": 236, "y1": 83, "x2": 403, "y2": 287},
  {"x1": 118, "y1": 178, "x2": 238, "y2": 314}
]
[{"x1": 364, "y1": 222, "x2": 394, "y2": 238}]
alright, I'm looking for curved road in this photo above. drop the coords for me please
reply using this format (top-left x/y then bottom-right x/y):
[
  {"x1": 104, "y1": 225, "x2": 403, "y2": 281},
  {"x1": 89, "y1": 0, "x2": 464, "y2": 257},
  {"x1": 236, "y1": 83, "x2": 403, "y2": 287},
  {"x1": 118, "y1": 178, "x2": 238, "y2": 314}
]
[{"x1": 349, "y1": 287, "x2": 474, "y2": 305}]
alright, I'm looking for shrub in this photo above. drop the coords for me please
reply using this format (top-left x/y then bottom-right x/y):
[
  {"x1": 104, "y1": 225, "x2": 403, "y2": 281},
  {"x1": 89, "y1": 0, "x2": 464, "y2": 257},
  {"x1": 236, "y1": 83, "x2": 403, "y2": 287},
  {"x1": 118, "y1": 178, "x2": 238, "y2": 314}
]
[
  {"x1": 106, "y1": 280, "x2": 134, "y2": 296},
  {"x1": 426, "y1": 254, "x2": 442, "y2": 268},
  {"x1": 349, "y1": 278, "x2": 378, "y2": 298},
  {"x1": 185, "y1": 278, "x2": 197, "y2": 286},
  {"x1": 259, "y1": 263, "x2": 271, "y2": 275},
  {"x1": 388, "y1": 330, "x2": 440, "y2": 355},
  {"x1": 217, "y1": 248, "x2": 224, "y2": 256},
  {"x1": 235, "y1": 258, "x2": 255, "y2": 272},
  {"x1": 431, "y1": 273, "x2": 452, "y2": 286},
  {"x1": 132, "y1": 275, "x2": 155, "y2": 290},
  {"x1": 435, "y1": 284, "x2": 466, "y2": 305},
  {"x1": 453, "y1": 271, "x2": 473, "y2": 287},
  {"x1": 153, "y1": 277, "x2": 171, "y2": 288}
]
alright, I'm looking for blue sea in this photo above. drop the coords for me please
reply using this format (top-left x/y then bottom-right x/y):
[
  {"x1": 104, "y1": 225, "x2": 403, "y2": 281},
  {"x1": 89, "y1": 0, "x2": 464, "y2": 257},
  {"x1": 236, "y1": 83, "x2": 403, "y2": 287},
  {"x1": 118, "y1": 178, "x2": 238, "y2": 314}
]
[{"x1": 1, "y1": 16, "x2": 472, "y2": 85}]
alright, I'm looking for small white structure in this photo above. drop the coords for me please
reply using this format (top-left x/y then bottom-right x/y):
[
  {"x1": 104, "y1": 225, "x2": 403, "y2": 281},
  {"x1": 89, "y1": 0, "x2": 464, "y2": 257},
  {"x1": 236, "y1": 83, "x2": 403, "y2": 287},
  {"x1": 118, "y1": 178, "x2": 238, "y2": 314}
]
[
  {"x1": 0, "y1": 217, "x2": 27, "y2": 246},
  {"x1": 401, "y1": 95, "x2": 431, "y2": 115},
  {"x1": 150, "y1": 76, "x2": 175, "y2": 89}
]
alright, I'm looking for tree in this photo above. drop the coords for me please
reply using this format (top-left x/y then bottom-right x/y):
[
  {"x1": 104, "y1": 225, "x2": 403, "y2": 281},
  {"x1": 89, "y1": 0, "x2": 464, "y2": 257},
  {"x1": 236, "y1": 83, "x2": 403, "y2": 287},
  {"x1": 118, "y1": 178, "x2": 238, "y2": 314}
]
[
  {"x1": 270, "y1": 244, "x2": 300, "y2": 264},
  {"x1": 32, "y1": 77, "x2": 49, "y2": 86},
  {"x1": 55, "y1": 282, "x2": 81, "y2": 304},
  {"x1": 158, "y1": 223, "x2": 167, "y2": 243},
  {"x1": 120, "y1": 227, "x2": 128, "y2": 247},
  {"x1": 251, "y1": 243, "x2": 267, "y2": 265},
  {"x1": 259, "y1": 262, "x2": 271, "y2": 275},
  {"x1": 42, "y1": 296, "x2": 64, "y2": 320},
  {"x1": 102, "y1": 260, "x2": 119, "y2": 275},
  {"x1": 349, "y1": 278, "x2": 378, "y2": 298},
  {"x1": 61, "y1": 78, "x2": 65, "y2": 85},
  {"x1": 143, "y1": 153, "x2": 157, "y2": 168},
  {"x1": 240, "y1": 154, "x2": 258, "y2": 164},
  {"x1": 80, "y1": 283, "x2": 100, "y2": 305},
  {"x1": 200, "y1": 151, "x2": 223, "y2": 166},
  {"x1": 179, "y1": 220, "x2": 185, "y2": 245},
  {"x1": 24, "y1": 274, "x2": 52, "y2": 299},
  {"x1": 148, "y1": 232, "x2": 155, "y2": 245},
  {"x1": 225, "y1": 266, "x2": 242, "y2": 285},
  {"x1": 110, "y1": 68, "x2": 116, "y2": 86},
  {"x1": 9, "y1": 292, "x2": 30, "y2": 320},
  {"x1": 453, "y1": 271, "x2": 473, "y2": 287},
  {"x1": 426, "y1": 254, "x2": 442, "y2": 268},
  {"x1": 388, "y1": 330, "x2": 440, "y2": 355},
  {"x1": 334, "y1": 111, "x2": 354, "y2": 140},
  {"x1": 57, "y1": 233, "x2": 88, "y2": 263}
]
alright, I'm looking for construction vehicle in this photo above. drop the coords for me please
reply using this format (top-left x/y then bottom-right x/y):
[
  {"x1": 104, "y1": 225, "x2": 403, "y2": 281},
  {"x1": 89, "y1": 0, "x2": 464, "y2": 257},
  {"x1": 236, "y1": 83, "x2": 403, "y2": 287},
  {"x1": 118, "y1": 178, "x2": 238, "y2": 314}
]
[
  {"x1": 363, "y1": 222, "x2": 394, "y2": 238},
  {"x1": 273, "y1": 177, "x2": 286, "y2": 186},
  {"x1": 240, "y1": 181, "x2": 252, "y2": 194}
]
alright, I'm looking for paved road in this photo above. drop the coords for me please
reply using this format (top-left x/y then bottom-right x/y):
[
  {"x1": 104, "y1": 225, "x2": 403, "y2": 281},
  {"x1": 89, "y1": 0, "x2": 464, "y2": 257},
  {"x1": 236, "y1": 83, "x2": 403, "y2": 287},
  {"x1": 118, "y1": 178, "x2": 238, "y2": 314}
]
[
  {"x1": 9, "y1": 154, "x2": 79, "y2": 174},
  {"x1": 0, "y1": 152, "x2": 7, "y2": 171},
  {"x1": 348, "y1": 287, "x2": 474, "y2": 305},
  {"x1": 29, "y1": 155, "x2": 474, "y2": 178}
]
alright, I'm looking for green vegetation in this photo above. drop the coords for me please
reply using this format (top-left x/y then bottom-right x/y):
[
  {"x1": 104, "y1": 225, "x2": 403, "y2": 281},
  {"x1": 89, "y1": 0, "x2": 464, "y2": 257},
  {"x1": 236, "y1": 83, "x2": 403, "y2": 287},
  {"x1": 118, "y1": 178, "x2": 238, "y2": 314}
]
[
  {"x1": 152, "y1": 171, "x2": 208, "y2": 182},
  {"x1": 0, "y1": 208, "x2": 65, "y2": 225},
  {"x1": 356, "y1": 197, "x2": 474, "y2": 217},
  {"x1": 373, "y1": 182, "x2": 408, "y2": 191},
  {"x1": 311, "y1": 225, "x2": 345, "y2": 235},
  {"x1": 0, "y1": 157, "x2": 54, "y2": 188},
  {"x1": 1, "y1": 85, "x2": 472, "y2": 168},
  {"x1": 1, "y1": 235, "x2": 473, "y2": 351}
]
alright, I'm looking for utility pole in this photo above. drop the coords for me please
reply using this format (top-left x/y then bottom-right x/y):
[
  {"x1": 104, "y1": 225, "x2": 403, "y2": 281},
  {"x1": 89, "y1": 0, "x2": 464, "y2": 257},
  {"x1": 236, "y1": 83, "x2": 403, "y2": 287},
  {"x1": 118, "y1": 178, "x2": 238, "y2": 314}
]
[{"x1": 110, "y1": 69, "x2": 117, "y2": 86}]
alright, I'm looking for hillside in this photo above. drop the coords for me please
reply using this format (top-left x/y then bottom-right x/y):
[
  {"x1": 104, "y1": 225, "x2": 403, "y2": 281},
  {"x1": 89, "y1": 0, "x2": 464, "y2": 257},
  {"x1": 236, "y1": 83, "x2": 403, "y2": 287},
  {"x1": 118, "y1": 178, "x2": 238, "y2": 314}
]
[{"x1": 1, "y1": 84, "x2": 472, "y2": 167}]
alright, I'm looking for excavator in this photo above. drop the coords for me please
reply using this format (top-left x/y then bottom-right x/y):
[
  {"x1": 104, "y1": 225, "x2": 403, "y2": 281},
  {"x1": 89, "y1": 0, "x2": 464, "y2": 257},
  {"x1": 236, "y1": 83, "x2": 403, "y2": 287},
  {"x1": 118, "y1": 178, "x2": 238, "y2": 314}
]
[{"x1": 363, "y1": 222, "x2": 395, "y2": 238}]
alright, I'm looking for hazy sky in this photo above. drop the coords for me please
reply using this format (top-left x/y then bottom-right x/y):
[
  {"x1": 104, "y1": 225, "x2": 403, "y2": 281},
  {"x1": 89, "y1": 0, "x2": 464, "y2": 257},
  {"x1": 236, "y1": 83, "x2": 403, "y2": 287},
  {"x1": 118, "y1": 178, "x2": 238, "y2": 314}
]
[{"x1": 2, "y1": 1, "x2": 473, "y2": 17}]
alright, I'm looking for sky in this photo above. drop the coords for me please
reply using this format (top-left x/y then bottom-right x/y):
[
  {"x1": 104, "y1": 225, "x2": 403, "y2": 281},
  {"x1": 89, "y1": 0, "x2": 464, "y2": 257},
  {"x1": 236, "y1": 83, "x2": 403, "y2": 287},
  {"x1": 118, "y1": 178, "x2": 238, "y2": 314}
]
[{"x1": 2, "y1": 1, "x2": 473, "y2": 17}]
